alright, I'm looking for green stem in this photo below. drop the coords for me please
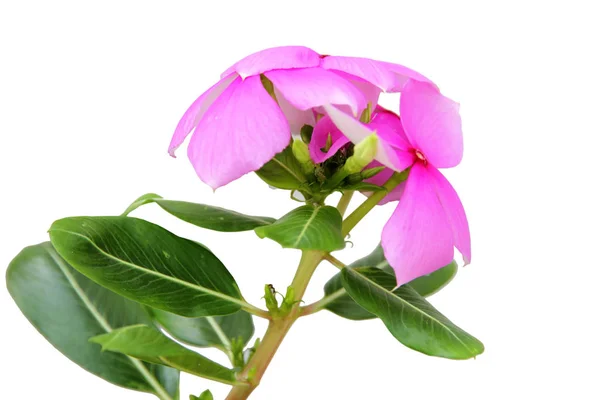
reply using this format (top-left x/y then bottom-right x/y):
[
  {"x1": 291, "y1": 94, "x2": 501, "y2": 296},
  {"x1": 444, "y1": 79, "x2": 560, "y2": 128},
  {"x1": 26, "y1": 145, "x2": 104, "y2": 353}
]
[
  {"x1": 336, "y1": 191, "x2": 354, "y2": 217},
  {"x1": 225, "y1": 251, "x2": 323, "y2": 400},
  {"x1": 323, "y1": 253, "x2": 346, "y2": 270},
  {"x1": 301, "y1": 288, "x2": 346, "y2": 316},
  {"x1": 341, "y1": 171, "x2": 407, "y2": 237}
]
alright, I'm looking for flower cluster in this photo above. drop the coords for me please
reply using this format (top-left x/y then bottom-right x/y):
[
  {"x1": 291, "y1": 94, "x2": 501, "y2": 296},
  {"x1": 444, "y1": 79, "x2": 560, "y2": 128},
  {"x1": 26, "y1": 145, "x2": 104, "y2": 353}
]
[{"x1": 170, "y1": 46, "x2": 470, "y2": 286}]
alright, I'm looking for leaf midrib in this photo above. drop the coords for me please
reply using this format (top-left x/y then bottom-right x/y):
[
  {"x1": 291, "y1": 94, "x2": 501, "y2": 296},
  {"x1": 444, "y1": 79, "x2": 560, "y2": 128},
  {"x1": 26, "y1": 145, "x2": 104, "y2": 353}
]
[
  {"x1": 292, "y1": 207, "x2": 320, "y2": 247},
  {"x1": 347, "y1": 268, "x2": 475, "y2": 352},
  {"x1": 48, "y1": 249, "x2": 173, "y2": 400},
  {"x1": 50, "y1": 228, "x2": 247, "y2": 311},
  {"x1": 271, "y1": 157, "x2": 306, "y2": 184}
]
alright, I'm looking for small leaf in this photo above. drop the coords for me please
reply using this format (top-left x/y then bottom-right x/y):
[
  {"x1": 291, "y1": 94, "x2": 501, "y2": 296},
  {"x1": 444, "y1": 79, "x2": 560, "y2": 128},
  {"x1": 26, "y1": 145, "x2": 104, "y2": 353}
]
[
  {"x1": 151, "y1": 309, "x2": 254, "y2": 350},
  {"x1": 255, "y1": 145, "x2": 307, "y2": 190},
  {"x1": 254, "y1": 205, "x2": 344, "y2": 251},
  {"x1": 49, "y1": 216, "x2": 245, "y2": 317},
  {"x1": 6, "y1": 243, "x2": 179, "y2": 398},
  {"x1": 123, "y1": 193, "x2": 275, "y2": 232},
  {"x1": 342, "y1": 182, "x2": 386, "y2": 192},
  {"x1": 91, "y1": 325, "x2": 238, "y2": 385},
  {"x1": 324, "y1": 245, "x2": 458, "y2": 320},
  {"x1": 341, "y1": 267, "x2": 484, "y2": 359},
  {"x1": 190, "y1": 390, "x2": 213, "y2": 400}
]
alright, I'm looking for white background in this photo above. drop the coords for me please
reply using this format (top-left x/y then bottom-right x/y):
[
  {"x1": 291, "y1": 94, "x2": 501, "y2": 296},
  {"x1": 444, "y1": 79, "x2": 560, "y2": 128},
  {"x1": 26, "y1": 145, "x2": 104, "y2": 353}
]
[{"x1": 1, "y1": 1, "x2": 599, "y2": 399}]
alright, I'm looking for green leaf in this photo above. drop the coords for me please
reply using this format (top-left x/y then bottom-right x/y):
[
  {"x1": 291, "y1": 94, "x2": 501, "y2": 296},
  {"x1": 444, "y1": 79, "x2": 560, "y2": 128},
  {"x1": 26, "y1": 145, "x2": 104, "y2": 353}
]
[
  {"x1": 190, "y1": 390, "x2": 213, "y2": 400},
  {"x1": 151, "y1": 309, "x2": 254, "y2": 350},
  {"x1": 254, "y1": 205, "x2": 345, "y2": 251},
  {"x1": 6, "y1": 243, "x2": 179, "y2": 399},
  {"x1": 323, "y1": 246, "x2": 458, "y2": 320},
  {"x1": 409, "y1": 260, "x2": 459, "y2": 297},
  {"x1": 49, "y1": 216, "x2": 245, "y2": 317},
  {"x1": 255, "y1": 145, "x2": 307, "y2": 190},
  {"x1": 91, "y1": 325, "x2": 238, "y2": 385},
  {"x1": 341, "y1": 267, "x2": 484, "y2": 359},
  {"x1": 123, "y1": 193, "x2": 275, "y2": 232},
  {"x1": 342, "y1": 182, "x2": 386, "y2": 192}
]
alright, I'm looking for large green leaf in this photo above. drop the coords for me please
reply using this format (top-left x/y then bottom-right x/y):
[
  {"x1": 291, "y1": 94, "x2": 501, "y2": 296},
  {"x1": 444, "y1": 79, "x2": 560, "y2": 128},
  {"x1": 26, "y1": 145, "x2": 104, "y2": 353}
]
[
  {"x1": 49, "y1": 216, "x2": 245, "y2": 317},
  {"x1": 254, "y1": 205, "x2": 344, "y2": 251},
  {"x1": 91, "y1": 325, "x2": 238, "y2": 385},
  {"x1": 151, "y1": 309, "x2": 254, "y2": 350},
  {"x1": 123, "y1": 193, "x2": 275, "y2": 232},
  {"x1": 6, "y1": 243, "x2": 179, "y2": 399},
  {"x1": 323, "y1": 245, "x2": 458, "y2": 320},
  {"x1": 255, "y1": 145, "x2": 307, "y2": 190},
  {"x1": 341, "y1": 267, "x2": 484, "y2": 359}
]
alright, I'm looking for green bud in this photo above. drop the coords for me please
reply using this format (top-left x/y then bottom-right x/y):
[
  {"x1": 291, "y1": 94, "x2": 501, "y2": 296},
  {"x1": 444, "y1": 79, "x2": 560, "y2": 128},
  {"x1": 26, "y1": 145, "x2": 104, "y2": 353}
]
[
  {"x1": 279, "y1": 286, "x2": 296, "y2": 314},
  {"x1": 263, "y1": 284, "x2": 279, "y2": 313},
  {"x1": 361, "y1": 165, "x2": 386, "y2": 179},
  {"x1": 190, "y1": 390, "x2": 213, "y2": 400},
  {"x1": 292, "y1": 139, "x2": 314, "y2": 174},
  {"x1": 300, "y1": 124, "x2": 314, "y2": 143},
  {"x1": 343, "y1": 134, "x2": 378, "y2": 174},
  {"x1": 324, "y1": 133, "x2": 333, "y2": 152},
  {"x1": 359, "y1": 102, "x2": 373, "y2": 123}
]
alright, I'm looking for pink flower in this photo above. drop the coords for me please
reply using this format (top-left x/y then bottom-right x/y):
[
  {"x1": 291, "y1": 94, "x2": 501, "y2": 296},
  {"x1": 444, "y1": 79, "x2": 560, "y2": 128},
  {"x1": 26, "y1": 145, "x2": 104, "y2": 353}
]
[
  {"x1": 324, "y1": 80, "x2": 471, "y2": 286},
  {"x1": 168, "y1": 46, "x2": 369, "y2": 189}
]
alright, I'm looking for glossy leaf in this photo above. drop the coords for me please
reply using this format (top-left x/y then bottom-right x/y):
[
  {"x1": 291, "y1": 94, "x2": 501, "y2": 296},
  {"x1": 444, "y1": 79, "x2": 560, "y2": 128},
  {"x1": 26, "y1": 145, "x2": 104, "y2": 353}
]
[
  {"x1": 49, "y1": 216, "x2": 244, "y2": 317},
  {"x1": 151, "y1": 309, "x2": 254, "y2": 350},
  {"x1": 323, "y1": 246, "x2": 458, "y2": 320},
  {"x1": 255, "y1": 145, "x2": 307, "y2": 190},
  {"x1": 341, "y1": 267, "x2": 484, "y2": 359},
  {"x1": 123, "y1": 193, "x2": 275, "y2": 232},
  {"x1": 6, "y1": 243, "x2": 179, "y2": 399},
  {"x1": 254, "y1": 205, "x2": 344, "y2": 251},
  {"x1": 91, "y1": 325, "x2": 238, "y2": 385}
]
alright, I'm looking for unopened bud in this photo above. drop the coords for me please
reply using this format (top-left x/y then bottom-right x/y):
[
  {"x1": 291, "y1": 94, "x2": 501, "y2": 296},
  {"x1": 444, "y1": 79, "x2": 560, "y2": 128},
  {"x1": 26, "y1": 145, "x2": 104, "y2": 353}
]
[
  {"x1": 300, "y1": 124, "x2": 313, "y2": 144},
  {"x1": 361, "y1": 165, "x2": 385, "y2": 179},
  {"x1": 343, "y1": 134, "x2": 378, "y2": 174},
  {"x1": 359, "y1": 103, "x2": 373, "y2": 123},
  {"x1": 292, "y1": 139, "x2": 314, "y2": 174}
]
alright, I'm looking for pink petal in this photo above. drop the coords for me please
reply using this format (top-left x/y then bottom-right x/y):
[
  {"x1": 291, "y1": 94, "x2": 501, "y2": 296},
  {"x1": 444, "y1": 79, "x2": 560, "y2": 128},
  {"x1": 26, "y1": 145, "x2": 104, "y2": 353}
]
[
  {"x1": 322, "y1": 56, "x2": 402, "y2": 92},
  {"x1": 381, "y1": 61, "x2": 436, "y2": 91},
  {"x1": 274, "y1": 87, "x2": 315, "y2": 134},
  {"x1": 428, "y1": 167, "x2": 471, "y2": 264},
  {"x1": 400, "y1": 79, "x2": 463, "y2": 168},
  {"x1": 265, "y1": 67, "x2": 367, "y2": 116},
  {"x1": 323, "y1": 104, "x2": 413, "y2": 172},
  {"x1": 221, "y1": 46, "x2": 320, "y2": 79},
  {"x1": 381, "y1": 163, "x2": 455, "y2": 286},
  {"x1": 370, "y1": 107, "x2": 411, "y2": 152},
  {"x1": 187, "y1": 76, "x2": 290, "y2": 189},
  {"x1": 168, "y1": 74, "x2": 236, "y2": 156},
  {"x1": 309, "y1": 115, "x2": 350, "y2": 163},
  {"x1": 322, "y1": 56, "x2": 434, "y2": 92},
  {"x1": 331, "y1": 70, "x2": 381, "y2": 108},
  {"x1": 363, "y1": 161, "x2": 406, "y2": 205}
]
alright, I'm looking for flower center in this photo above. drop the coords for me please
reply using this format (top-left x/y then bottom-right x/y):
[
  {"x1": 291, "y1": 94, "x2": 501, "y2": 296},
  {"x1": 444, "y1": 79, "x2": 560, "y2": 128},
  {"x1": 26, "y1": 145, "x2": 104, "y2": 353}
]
[{"x1": 415, "y1": 149, "x2": 427, "y2": 164}]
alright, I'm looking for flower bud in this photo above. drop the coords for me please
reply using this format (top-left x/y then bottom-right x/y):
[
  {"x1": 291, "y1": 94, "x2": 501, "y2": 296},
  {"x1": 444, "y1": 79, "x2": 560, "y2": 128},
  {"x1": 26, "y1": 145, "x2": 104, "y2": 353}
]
[
  {"x1": 343, "y1": 134, "x2": 378, "y2": 174},
  {"x1": 292, "y1": 138, "x2": 314, "y2": 174}
]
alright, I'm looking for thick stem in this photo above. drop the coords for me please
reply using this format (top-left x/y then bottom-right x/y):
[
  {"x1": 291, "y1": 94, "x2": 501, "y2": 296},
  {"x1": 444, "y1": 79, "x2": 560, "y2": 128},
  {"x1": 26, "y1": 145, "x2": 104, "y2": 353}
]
[
  {"x1": 225, "y1": 251, "x2": 323, "y2": 400},
  {"x1": 341, "y1": 171, "x2": 407, "y2": 237},
  {"x1": 336, "y1": 191, "x2": 354, "y2": 217}
]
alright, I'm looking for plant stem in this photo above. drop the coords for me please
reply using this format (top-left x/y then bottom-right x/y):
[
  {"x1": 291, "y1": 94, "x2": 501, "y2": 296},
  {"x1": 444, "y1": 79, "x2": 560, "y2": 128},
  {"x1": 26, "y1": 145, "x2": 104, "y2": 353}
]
[
  {"x1": 336, "y1": 191, "x2": 354, "y2": 217},
  {"x1": 341, "y1": 171, "x2": 407, "y2": 237},
  {"x1": 225, "y1": 250, "x2": 323, "y2": 400},
  {"x1": 323, "y1": 253, "x2": 346, "y2": 270},
  {"x1": 301, "y1": 288, "x2": 346, "y2": 316}
]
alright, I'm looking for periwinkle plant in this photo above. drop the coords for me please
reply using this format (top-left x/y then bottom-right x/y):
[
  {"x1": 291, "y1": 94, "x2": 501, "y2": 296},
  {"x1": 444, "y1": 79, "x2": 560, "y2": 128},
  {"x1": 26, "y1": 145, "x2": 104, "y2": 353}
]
[{"x1": 6, "y1": 46, "x2": 483, "y2": 400}]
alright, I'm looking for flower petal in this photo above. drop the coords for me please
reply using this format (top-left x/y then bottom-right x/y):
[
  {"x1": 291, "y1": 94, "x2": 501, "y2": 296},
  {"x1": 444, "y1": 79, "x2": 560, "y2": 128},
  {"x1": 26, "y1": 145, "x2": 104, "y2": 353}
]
[
  {"x1": 323, "y1": 104, "x2": 413, "y2": 171},
  {"x1": 400, "y1": 79, "x2": 463, "y2": 168},
  {"x1": 221, "y1": 46, "x2": 320, "y2": 79},
  {"x1": 265, "y1": 67, "x2": 367, "y2": 116},
  {"x1": 363, "y1": 161, "x2": 406, "y2": 204},
  {"x1": 331, "y1": 70, "x2": 381, "y2": 108},
  {"x1": 187, "y1": 76, "x2": 290, "y2": 189},
  {"x1": 322, "y1": 56, "x2": 402, "y2": 92},
  {"x1": 382, "y1": 61, "x2": 436, "y2": 91},
  {"x1": 168, "y1": 74, "x2": 236, "y2": 156},
  {"x1": 274, "y1": 86, "x2": 315, "y2": 135},
  {"x1": 428, "y1": 167, "x2": 471, "y2": 264},
  {"x1": 382, "y1": 163, "x2": 455, "y2": 286},
  {"x1": 322, "y1": 56, "x2": 434, "y2": 92},
  {"x1": 309, "y1": 116, "x2": 349, "y2": 163}
]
